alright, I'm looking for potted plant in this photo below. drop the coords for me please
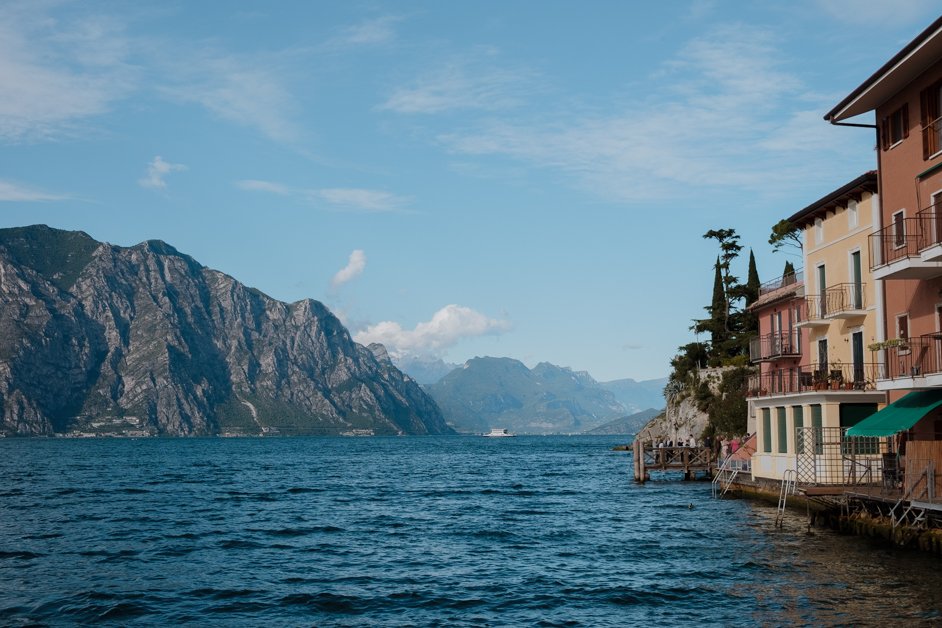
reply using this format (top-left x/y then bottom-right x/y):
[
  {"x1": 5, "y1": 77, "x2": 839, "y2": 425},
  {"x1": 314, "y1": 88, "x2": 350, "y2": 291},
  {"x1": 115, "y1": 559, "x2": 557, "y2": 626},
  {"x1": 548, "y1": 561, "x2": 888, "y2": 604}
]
[
  {"x1": 812, "y1": 370, "x2": 828, "y2": 391},
  {"x1": 829, "y1": 360, "x2": 844, "y2": 390}
]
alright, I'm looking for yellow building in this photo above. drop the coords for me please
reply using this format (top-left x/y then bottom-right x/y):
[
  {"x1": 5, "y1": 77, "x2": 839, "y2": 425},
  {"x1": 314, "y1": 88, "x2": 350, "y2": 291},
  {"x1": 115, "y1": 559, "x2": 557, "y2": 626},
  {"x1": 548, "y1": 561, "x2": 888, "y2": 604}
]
[{"x1": 750, "y1": 173, "x2": 887, "y2": 483}]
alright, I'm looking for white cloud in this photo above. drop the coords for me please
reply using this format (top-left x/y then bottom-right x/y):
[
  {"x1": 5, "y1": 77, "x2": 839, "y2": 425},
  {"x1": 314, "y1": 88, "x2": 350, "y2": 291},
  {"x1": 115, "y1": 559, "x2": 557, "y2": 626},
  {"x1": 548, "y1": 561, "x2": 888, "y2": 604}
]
[
  {"x1": 236, "y1": 179, "x2": 292, "y2": 195},
  {"x1": 324, "y1": 16, "x2": 400, "y2": 50},
  {"x1": 437, "y1": 26, "x2": 842, "y2": 202},
  {"x1": 331, "y1": 249, "x2": 366, "y2": 290},
  {"x1": 139, "y1": 156, "x2": 187, "y2": 189},
  {"x1": 354, "y1": 304, "x2": 512, "y2": 359},
  {"x1": 159, "y1": 52, "x2": 299, "y2": 143},
  {"x1": 382, "y1": 48, "x2": 537, "y2": 114},
  {"x1": 236, "y1": 179, "x2": 407, "y2": 212},
  {"x1": 0, "y1": 180, "x2": 66, "y2": 202},
  {"x1": 0, "y1": 6, "x2": 135, "y2": 142},
  {"x1": 316, "y1": 188, "x2": 404, "y2": 212}
]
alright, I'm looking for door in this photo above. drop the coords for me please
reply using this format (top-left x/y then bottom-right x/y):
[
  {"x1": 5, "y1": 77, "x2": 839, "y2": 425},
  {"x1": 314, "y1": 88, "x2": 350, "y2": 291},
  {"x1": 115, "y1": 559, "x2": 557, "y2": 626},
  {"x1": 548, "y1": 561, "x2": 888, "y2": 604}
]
[
  {"x1": 817, "y1": 265, "x2": 827, "y2": 317},
  {"x1": 851, "y1": 251, "x2": 862, "y2": 310},
  {"x1": 818, "y1": 338, "x2": 828, "y2": 374},
  {"x1": 852, "y1": 331, "x2": 864, "y2": 385}
]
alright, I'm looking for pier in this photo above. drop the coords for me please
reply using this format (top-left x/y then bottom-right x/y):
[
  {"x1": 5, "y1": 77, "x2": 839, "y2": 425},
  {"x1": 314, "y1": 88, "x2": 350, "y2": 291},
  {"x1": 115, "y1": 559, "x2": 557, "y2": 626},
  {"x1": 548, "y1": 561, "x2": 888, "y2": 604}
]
[{"x1": 632, "y1": 440, "x2": 715, "y2": 482}]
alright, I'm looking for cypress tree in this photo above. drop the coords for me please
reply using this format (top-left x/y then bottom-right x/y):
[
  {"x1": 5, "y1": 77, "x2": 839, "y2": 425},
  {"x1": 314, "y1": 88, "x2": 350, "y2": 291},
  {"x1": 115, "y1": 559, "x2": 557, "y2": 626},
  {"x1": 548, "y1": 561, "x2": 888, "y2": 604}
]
[
  {"x1": 783, "y1": 260, "x2": 795, "y2": 281},
  {"x1": 745, "y1": 249, "x2": 760, "y2": 306},
  {"x1": 709, "y1": 257, "x2": 728, "y2": 350}
]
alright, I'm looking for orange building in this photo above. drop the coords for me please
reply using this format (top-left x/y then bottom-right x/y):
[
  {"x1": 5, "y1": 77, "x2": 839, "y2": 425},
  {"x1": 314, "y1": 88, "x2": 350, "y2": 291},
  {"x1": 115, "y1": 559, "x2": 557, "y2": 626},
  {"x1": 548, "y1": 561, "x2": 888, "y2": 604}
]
[{"x1": 827, "y1": 17, "x2": 942, "y2": 498}]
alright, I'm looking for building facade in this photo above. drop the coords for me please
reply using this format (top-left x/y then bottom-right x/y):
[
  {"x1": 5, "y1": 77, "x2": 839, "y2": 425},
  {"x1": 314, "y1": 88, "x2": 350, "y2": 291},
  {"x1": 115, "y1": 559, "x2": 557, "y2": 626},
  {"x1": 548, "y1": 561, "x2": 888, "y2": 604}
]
[{"x1": 748, "y1": 174, "x2": 887, "y2": 483}]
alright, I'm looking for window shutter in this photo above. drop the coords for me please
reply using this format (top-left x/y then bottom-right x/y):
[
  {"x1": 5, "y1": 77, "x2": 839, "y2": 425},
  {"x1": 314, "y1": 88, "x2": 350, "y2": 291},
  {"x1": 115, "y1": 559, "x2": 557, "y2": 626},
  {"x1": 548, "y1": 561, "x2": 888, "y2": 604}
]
[
  {"x1": 903, "y1": 103, "x2": 910, "y2": 139},
  {"x1": 881, "y1": 116, "x2": 890, "y2": 151}
]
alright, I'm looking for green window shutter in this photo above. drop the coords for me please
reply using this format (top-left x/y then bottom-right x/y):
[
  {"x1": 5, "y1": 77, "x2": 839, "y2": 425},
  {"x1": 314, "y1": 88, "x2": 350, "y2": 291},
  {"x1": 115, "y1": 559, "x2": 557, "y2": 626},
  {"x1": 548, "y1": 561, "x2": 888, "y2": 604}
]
[
  {"x1": 762, "y1": 408, "x2": 772, "y2": 453},
  {"x1": 794, "y1": 406, "x2": 804, "y2": 454},
  {"x1": 777, "y1": 407, "x2": 787, "y2": 453},
  {"x1": 811, "y1": 404, "x2": 823, "y2": 454}
]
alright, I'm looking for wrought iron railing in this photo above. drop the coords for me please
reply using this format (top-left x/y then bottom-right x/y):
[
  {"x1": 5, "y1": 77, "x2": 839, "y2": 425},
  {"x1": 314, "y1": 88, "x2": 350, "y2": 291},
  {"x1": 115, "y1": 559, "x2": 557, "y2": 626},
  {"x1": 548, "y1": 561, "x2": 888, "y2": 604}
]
[
  {"x1": 758, "y1": 269, "x2": 803, "y2": 297},
  {"x1": 824, "y1": 282, "x2": 866, "y2": 313},
  {"x1": 749, "y1": 330, "x2": 802, "y2": 362},
  {"x1": 874, "y1": 333, "x2": 942, "y2": 380},
  {"x1": 747, "y1": 362, "x2": 882, "y2": 397},
  {"x1": 869, "y1": 217, "x2": 922, "y2": 269}
]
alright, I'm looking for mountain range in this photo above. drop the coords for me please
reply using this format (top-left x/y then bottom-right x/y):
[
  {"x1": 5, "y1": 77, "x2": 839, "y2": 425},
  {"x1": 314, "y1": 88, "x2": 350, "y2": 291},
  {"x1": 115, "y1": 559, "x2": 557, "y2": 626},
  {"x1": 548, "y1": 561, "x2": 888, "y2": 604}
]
[
  {"x1": 582, "y1": 408, "x2": 662, "y2": 435},
  {"x1": 0, "y1": 225, "x2": 450, "y2": 437},
  {"x1": 424, "y1": 356, "x2": 665, "y2": 434}
]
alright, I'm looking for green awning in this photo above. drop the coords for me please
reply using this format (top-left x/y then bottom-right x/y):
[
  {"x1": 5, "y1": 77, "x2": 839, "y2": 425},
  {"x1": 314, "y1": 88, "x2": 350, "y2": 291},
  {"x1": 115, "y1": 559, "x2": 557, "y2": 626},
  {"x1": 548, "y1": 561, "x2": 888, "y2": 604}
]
[{"x1": 845, "y1": 390, "x2": 942, "y2": 437}]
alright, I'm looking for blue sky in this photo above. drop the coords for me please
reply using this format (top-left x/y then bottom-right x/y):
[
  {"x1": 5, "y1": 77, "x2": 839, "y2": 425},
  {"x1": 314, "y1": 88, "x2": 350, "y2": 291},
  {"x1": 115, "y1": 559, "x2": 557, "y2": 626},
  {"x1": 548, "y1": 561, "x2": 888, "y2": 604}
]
[{"x1": 1, "y1": 1, "x2": 939, "y2": 382}]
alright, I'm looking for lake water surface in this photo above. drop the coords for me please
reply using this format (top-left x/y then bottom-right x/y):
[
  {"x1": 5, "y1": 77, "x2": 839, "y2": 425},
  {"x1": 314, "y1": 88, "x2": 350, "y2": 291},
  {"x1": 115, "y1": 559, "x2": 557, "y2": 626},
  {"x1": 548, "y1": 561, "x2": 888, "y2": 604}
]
[{"x1": 1, "y1": 435, "x2": 940, "y2": 625}]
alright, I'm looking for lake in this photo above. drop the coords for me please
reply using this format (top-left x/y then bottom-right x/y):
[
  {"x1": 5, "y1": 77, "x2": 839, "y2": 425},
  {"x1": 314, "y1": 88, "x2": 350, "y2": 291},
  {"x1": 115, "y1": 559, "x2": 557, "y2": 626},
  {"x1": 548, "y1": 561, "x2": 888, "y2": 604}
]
[{"x1": 1, "y1": 435, "x2": 940, "y2": 625}]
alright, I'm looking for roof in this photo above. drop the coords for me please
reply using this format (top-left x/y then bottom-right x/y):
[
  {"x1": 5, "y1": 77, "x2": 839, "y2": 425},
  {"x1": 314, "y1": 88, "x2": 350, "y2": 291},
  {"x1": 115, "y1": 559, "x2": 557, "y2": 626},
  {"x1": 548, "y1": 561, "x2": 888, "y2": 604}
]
[
  {"x1": 845, "y1": 389, "x2": 942, "y2": 437},
  {"x1": 826, "y1": 15, "x2": 942, "y2": 122},
  {"x1": 786, "y1": 171, "x2": 878, "y2": 227}
]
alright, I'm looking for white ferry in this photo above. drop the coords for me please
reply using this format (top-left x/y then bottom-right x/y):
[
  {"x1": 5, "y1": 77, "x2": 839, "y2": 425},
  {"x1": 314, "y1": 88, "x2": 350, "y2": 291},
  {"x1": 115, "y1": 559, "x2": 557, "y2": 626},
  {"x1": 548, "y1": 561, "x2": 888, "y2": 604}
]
[{"x1": 484, "y1": 428, "x2": 515, "y2": 437}]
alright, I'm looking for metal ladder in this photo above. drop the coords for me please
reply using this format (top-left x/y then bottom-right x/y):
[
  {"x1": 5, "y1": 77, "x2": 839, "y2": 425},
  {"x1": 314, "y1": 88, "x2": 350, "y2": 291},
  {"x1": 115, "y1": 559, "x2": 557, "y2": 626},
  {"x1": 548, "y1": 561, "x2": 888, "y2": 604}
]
[
  {"x1": 711, "y1": 455, "x2": 735, "y2": 498},
  {"x1": 775, "y1": 469, "x2": 796, "y2": 528}
]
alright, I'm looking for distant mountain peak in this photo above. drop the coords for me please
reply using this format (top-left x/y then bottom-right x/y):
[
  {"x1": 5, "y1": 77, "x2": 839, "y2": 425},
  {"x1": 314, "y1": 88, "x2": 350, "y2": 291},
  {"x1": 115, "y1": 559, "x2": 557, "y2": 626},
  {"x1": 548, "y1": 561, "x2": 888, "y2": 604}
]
[{"x1": 0, "y1": 225, "x2": 451, "y2": 437}]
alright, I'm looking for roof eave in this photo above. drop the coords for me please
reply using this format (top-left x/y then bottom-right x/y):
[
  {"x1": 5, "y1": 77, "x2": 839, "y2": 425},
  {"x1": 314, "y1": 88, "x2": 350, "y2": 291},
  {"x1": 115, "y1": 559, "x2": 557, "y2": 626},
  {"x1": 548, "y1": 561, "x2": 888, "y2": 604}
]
[{"x1": 826, "y1": 16, "x2": 942, "y2": 122}]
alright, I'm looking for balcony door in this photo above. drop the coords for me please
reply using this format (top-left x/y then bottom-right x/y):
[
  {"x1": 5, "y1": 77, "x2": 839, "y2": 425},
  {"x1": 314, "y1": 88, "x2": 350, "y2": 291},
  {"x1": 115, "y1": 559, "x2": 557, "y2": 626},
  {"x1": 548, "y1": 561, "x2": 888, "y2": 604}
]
[
  {"x1": 818, "y1": 338, "x2": 828, "y2": 375},
  {"x1": 852, "y1": 331, "x2": 864, "y2": 384},
  {"x1": 817, "y1": 264, "x2": 827, "y2": 317},
  {"x1": 851, "y1": 251, "x2": 862, "y2": 309}
]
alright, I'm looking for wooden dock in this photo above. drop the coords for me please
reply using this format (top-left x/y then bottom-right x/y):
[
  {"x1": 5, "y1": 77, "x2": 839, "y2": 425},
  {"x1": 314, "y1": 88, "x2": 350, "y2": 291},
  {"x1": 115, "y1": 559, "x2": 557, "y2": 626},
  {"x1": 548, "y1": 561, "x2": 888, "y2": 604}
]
[{"x1": 632, "y1": 441, "x2": 715, "y2": 482}]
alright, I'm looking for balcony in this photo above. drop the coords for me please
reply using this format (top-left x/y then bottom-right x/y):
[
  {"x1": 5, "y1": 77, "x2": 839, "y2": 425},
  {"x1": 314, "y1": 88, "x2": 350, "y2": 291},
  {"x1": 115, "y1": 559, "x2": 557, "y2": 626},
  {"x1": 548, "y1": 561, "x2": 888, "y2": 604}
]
[
  {"x1": 795, "y1": 294, "x2": 829, "y2": 328},
  {"x1": 823, "y1": 282, "x2": 867, "y2": 319},
  {"x1": 916, "y1": 199, "x2": 942, "y2": 262},
  {"x1": 869, "y1": 214, "x2": 942, "y2": 280},
  {"x1": 758, "y1": 269, "x2": 803, "y2": 297},
  {"x1": 747, "y1": 362, "x2": 883, "y2": 398},
  {"x1": 872, "y1": 333, "x2": 942, "y2": 390},
  {"x1": 749, "y1": 330, "x2": 802, "y2": 363}
]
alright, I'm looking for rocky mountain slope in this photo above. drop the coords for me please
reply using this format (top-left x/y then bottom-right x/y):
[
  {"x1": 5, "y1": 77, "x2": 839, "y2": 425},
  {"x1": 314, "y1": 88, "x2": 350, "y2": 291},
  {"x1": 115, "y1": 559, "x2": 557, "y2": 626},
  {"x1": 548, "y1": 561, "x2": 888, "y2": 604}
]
[
  {"x1": 0, "y1": 225, "x2": 451, "y2": 436},
  {"x1": 582, "y1": 408, "x2": 662, "y2": 435},
  {"x1": 426, "y1": 357, "x2": 627, "y2": 434},
  {"x1": 635, "y1": 367, "x2": 728, "y2": 444}
]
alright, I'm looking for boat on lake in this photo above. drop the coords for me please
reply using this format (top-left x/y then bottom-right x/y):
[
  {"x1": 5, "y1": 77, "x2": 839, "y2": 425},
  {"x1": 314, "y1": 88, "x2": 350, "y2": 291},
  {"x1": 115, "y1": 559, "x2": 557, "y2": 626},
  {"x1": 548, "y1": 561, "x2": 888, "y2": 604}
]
[{"x1": 484, "y1": 428, "x2": 515, "y2": 437}]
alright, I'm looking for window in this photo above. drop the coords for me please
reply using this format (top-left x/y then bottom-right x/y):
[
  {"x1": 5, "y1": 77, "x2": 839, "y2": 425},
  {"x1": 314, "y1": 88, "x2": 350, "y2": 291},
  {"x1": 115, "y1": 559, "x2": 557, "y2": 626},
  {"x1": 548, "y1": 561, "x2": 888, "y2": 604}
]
[
  {"x1": 881, "y1": 104, "x2": 909, "y2": 150},
  {"x1": 893, "y1": 210, "x2": 906, "y2": 247},
  {"x1": 920, "y1": 79, "x2": 942, "y2": 158},
  {"x1": 847, "y1": 199, "x2": 858, "y2": 228},
  {"x1": 814, "y1": 217, "x2": 823, "y2": 244},
  {"x1": 897, "y1": 313, "x2": 909, "y2": 340}
]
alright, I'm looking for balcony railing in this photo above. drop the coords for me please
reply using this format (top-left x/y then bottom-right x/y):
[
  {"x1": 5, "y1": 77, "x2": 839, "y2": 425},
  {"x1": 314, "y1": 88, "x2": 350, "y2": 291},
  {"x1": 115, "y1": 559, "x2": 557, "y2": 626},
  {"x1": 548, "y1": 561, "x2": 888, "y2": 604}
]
[
  {"x1": 747, "y1": 362, "x2": 882, "y2": 397},
  {"x1": 825, "y1": 282, "x2": 866, "y2": 314},
  {"x1": 749, "y1": 330, "x2": 802, "y2": 362},
  {"x1": 869, "y1": 217, "x2": 923, "y2": 269},
  {"x1": 758, "y1": 269, "x2": 803, "y2": 297},
  {"x1": 874, "y1": 333, "x2": 942, "y2": 380}
]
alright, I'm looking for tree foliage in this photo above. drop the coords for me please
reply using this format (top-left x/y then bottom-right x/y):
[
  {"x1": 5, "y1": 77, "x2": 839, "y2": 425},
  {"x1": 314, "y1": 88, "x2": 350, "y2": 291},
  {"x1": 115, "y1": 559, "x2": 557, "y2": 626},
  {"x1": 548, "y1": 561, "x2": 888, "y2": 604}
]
[
  {"x1": 693, "y1": 228, "x2": 757, "y2": 363},
  {"x1": 768, "y1": 219, "x2": 802, "y2": 254}
]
